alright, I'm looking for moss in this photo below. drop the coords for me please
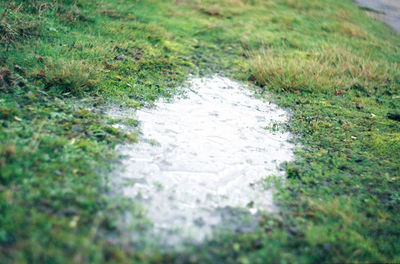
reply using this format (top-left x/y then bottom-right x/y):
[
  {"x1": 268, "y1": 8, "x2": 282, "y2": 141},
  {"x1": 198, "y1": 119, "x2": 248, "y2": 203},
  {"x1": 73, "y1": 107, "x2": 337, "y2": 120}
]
[{"x1": 369, "y1": 133, "x2": 400, "y2": 157}]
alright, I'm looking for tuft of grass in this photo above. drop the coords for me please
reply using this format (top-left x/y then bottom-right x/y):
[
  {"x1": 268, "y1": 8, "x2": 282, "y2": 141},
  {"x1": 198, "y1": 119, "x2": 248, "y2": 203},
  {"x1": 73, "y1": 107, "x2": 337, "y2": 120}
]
[{"x1": 40, "y1": 59, "x2": 99, "y2": 96}]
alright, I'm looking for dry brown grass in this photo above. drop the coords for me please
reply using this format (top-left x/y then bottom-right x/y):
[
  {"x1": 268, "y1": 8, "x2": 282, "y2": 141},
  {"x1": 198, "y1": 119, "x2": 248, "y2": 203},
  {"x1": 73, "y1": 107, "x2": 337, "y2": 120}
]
[
  {"x1": 173, "y1": 0, "x2": 272, "y2": 17},
  {"x1": 249, "y1": 45, "x2": 399, "y2": 94},
  {"x1": 281, "y1": 0, "x2": 325, "y2": 10},
  {"x1": 339, "y1": 22, "x2": 368, "y2": 39}
]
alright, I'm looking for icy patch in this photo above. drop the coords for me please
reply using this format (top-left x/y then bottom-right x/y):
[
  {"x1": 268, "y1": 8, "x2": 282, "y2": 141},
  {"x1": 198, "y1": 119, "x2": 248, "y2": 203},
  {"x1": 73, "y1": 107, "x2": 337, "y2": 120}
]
[{"x1": 108, "y1": 75, "x2": 295, "y2": 246}]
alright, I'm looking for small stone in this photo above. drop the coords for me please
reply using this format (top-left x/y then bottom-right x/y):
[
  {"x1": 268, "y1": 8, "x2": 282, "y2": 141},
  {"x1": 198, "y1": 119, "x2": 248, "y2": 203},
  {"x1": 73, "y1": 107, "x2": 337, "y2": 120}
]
[
  {"x1": 114, "y1": 54, "x2": 125, "y2": 61},
  {"x1": 356, "y1": 103, "x2": 364, "y2": 110},
  {"x1": 288, "y1": 226, "x2": 299, "y2": 235},
  {"x1": 323, "y1": 243, "x2": 331, "y2": 251},
  {"x1": 251, "y1": 238, "x2": 263, "y2": 249},
  {"x1": 14, "y1": 65, "x2": 25, "y2": 73},
  {"x1": 63, "y1": 207, "x2": 79, "y2": 216},
  {"x1": 335, "y1": 90, "x2": 343, "y2": 97},
  {"x1": 73, "y1": 125, "x2": 82, "y2": 132},
  {"x1": 388, "y1": 113, "x2": 400, "y2": 122}
]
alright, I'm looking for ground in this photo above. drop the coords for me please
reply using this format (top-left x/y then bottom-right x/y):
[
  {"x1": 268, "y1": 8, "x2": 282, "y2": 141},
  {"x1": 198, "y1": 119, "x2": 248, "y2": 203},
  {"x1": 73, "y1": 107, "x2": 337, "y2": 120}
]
[{"x1": 0, "y1": 0, "x2": 399, "y2": 263}]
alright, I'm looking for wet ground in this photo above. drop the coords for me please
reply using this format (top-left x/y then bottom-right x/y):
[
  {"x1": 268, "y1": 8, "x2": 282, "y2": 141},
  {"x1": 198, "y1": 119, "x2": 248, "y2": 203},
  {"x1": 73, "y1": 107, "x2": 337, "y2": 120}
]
[
  {"x1": 108, "y1": 76, "x2": 295, "y2": 246},
  {"x1": 355, "y1": 0, "x2": 400, "y2": 33}
]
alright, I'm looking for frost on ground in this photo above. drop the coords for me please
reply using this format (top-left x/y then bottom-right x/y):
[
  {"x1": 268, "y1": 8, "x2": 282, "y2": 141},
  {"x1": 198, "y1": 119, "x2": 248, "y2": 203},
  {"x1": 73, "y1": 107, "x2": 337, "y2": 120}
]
[{"x1": 107, "y1": 76, "x2": 295, "y2": 246}]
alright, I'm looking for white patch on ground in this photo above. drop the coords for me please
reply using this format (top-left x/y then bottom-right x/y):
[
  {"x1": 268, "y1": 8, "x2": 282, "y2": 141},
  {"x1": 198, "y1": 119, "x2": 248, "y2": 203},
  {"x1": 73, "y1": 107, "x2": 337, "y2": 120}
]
[{"x1": 108, "y1": 75, "x2": 295, "y2": 246}]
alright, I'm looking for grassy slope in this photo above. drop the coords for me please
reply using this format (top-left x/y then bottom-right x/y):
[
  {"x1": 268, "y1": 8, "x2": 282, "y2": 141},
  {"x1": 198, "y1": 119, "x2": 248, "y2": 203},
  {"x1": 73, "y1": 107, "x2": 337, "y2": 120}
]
[{"x1": 0, "y1": 0, "x2": 399, "y2": 263}]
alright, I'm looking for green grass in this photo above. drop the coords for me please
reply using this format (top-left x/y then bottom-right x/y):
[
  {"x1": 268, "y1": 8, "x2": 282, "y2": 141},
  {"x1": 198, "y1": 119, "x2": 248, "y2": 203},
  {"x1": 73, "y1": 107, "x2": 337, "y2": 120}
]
[{"x1": 1, "y1": 0, "x2": 399, "y2": 263}]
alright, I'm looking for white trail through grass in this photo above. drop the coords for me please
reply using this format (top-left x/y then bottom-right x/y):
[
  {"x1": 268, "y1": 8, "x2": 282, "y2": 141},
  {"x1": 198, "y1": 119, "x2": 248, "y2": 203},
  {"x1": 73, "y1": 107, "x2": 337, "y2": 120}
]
[{"x1": 109, "y1": 76, "x2": 295, "y2": 245}]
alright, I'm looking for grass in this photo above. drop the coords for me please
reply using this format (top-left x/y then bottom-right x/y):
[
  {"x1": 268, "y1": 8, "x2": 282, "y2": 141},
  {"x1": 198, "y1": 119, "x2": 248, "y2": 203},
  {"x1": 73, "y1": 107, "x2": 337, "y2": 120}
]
[
  {"x1": 250, "y1": 45, "x2": 398, "y2": 93},
  {"x1": 0, "y1": 0, "x2": 399, "y2": 263}
]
